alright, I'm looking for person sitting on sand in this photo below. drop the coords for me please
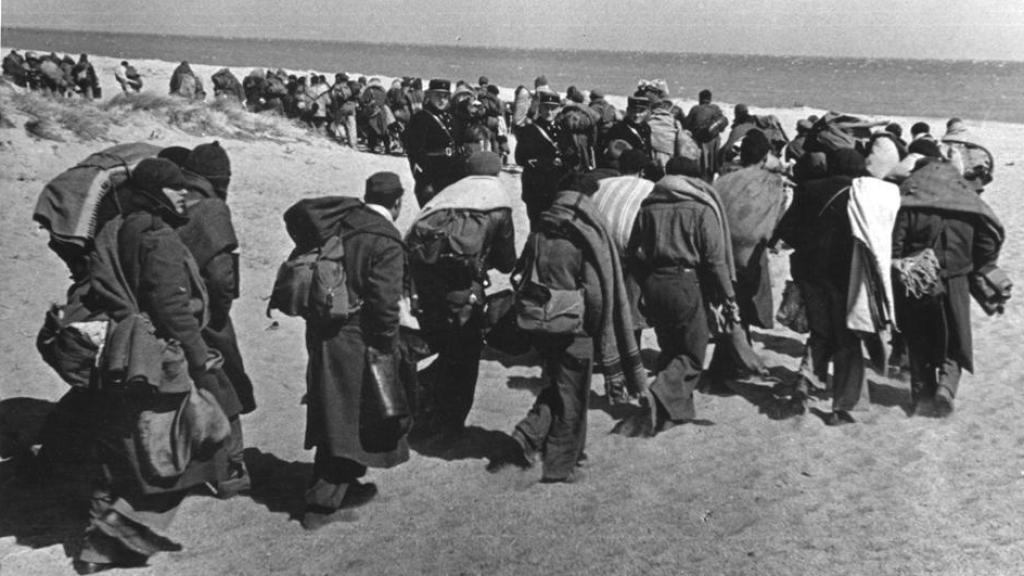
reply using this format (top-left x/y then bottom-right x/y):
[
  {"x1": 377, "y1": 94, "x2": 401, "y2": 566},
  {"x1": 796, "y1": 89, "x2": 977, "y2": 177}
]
[{"x1": 170, "y1": 61, "x2": 205, "y2": 101}]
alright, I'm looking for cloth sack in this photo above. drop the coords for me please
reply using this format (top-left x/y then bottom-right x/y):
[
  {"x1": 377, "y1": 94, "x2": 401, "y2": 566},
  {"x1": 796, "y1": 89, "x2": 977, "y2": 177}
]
[{"x1": 776, "y1": 280, "x2": 809, "y2": 334}]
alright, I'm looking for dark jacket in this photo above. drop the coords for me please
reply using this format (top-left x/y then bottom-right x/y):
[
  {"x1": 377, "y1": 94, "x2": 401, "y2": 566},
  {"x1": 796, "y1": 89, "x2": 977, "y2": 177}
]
[
  {"x1": 515, "y1": 119, "x2": 570, "y2": 205},
  {"x1": 177, "y1": 172, "x2": 252, "y2": 413},
  {"x1": 891, "y1": 208, "x2": 1000, "y2": 372},
  {"x1": 629, "y1": 185, "x2": 735, "y2": 311},
  {"x1": 604, "y1": 120, "x2": 652, "y2": 158},
  {"x1": 777, "y1": 175, "x2": 855, "y2": 290},
  {"x1": 405, "y1": 107, "x2": 461, "y2": 188}
]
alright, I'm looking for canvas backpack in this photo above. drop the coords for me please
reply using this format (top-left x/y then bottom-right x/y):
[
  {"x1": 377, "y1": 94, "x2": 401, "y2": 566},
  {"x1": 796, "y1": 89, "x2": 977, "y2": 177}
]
[
  {"x1": 406, "y1": 209, "x2": 492, "y2": 288},
  {"x1": 268, "y1": 233, "x2": 356, "y2": 321}
]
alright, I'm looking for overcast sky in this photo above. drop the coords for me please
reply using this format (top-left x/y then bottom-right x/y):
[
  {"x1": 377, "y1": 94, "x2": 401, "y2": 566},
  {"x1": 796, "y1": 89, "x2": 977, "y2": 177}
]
[{"x1": 4, "y1": 0, "x2": 1024, "y2": 61}]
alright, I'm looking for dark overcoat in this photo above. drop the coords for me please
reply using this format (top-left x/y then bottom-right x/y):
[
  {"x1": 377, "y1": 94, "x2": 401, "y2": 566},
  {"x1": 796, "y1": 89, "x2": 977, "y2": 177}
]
[{"x1": 298, "y1": 201, "x2": 410, "y2": 468}]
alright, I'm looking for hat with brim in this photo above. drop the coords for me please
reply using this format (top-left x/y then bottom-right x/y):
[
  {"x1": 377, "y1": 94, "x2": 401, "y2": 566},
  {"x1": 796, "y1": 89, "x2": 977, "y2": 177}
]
[
  {"x1": 538, "y1": 92, "x2": 562, "y2": 107},
  {"x1": 426, "y1": 79, "x2": 452, "y2": 94},
  {"x1": 627, "y1": 96, "x2": 651, "y2": 110}
]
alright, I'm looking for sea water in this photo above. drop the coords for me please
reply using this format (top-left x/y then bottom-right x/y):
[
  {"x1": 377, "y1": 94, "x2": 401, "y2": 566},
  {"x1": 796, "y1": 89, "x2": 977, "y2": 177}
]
[{"x1": 4, "y1": 27, "x2": 1023, "y2": 124}]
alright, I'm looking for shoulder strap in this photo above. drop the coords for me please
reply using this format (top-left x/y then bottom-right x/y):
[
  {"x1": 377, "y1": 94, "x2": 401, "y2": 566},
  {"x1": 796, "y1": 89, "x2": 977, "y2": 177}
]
[{"x1": 816, "y1": 186, "x2": 851, "y2": 219}]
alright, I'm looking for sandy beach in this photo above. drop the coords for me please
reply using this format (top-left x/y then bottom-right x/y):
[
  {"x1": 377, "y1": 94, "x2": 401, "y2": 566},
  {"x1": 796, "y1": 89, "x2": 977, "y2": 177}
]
[{"x1": 2, "y1": 50, "x2": 1023, "y2": 576}]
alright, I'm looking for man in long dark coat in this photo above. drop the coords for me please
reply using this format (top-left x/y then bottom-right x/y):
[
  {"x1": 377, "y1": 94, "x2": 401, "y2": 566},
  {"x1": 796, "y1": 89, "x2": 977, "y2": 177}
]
[
  {"x1": 76, "y1": 159, "x2": 231, "y2": 572},
  {"x1": 164, "y1": 142, "x2": 253, "y2": 497},
  {"x1": 404, "y1": 79, "x2": 462, "y2": 206},
  {"x1": 294, "y1": 172, "x2": 410, "y2": 530},
  {"x1": 776, "y1": 149, "x2": 872, "y2": 424},
  {"x1": 893, "y1": 159, "x2": 1003, "y2": 416},
  {"x1": 515, "y1": 91, "x2": 571, "y2": 228}
]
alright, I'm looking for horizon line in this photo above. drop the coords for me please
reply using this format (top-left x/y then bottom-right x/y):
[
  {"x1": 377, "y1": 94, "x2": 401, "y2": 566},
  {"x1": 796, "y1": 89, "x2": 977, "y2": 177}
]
[{"x1": 4, "y1": 25, "x2": 1023, "y2": 66}]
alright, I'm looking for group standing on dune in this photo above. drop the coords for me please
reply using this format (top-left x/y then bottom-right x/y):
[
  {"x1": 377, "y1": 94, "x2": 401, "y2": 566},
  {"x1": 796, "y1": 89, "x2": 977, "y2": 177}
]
[{"x1": 10, "y1": 53, "x2": 1012, "y2": 573}]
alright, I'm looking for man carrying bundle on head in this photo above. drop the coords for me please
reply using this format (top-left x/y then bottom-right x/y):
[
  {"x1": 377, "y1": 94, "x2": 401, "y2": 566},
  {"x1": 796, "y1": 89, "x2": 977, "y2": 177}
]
[
  {"x1": 405, "y1": 79, "x2": 462, "y2": 206},
  {"x1": 406, "y1": 151, "x2": 516, "y2": 439}
]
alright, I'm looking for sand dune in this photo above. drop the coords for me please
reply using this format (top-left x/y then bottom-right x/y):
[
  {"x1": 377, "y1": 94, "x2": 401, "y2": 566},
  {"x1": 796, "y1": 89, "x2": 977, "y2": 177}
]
[{"x1": 1, "y1": 50, "x2": 1023, "y2": 576}]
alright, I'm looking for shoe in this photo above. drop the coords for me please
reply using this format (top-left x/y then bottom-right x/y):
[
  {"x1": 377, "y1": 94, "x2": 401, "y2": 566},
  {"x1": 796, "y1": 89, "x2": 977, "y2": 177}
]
[
  {"x1": 216, "y1": 461, "x2": 252, "y2": 499},
  {"x1": 340, "y1": 481, "x2": 378, "y2": 510},
  {"x1": 575, "y1": 452, "x2": 589, "y2": 468},
  {"x1": 933, "y1": 389, "x2": 955, "y2": 418},
  {"x1": 486, "y1": 436, "x2": 535, "y2": 473},
  {"x1": 540, "y1": 470, "x2": 584, "y2": 484},
  {"x1": 301, "y1": 506, "x2": 358, "y2": 531},
  {"x1": 823, "y1": 410, "x2": 856, "y2": 426}
]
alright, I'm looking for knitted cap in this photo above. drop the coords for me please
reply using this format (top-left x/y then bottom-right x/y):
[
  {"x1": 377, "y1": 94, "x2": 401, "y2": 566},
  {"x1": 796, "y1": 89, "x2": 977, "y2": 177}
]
[
  {"x1": 131, "y1": 158, "x2": 188, "y2": 192},
  {"x1": 184, "y1": 141, "x2": 231, "y2": 180}
]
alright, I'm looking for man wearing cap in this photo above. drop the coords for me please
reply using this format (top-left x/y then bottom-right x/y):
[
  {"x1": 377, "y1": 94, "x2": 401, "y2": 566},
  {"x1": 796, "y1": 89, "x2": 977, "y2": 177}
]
[
  {"x1": 75, "y1": 158, "x2": 232, "y2": 572},
  {"x1": 298, "y1": 171, "x2": 411, "y2": 529},
  {"x1": 588, "y1": 89, "x2": 618, "y2": 145},
  {"x1": 603, "y1": 96, "x2": 653, "y2": 161},
  {"x1": 404, "y1": 79, "x2": 462, "y2": 206},
  {"x1": 166, "y1": 141, "x2": 255, "y2": 498},
  {"x1": 406, "y1": 151, "x2": 516, "y2": 437},
  {"x1": 515, "y1": 90, "x2": 570, "y2": 228}
]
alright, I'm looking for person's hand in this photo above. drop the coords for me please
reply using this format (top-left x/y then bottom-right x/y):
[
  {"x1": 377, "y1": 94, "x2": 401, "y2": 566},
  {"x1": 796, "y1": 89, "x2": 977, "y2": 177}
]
[{"x1": 723, "y1": 298, "x2": 742, "y2": 326}]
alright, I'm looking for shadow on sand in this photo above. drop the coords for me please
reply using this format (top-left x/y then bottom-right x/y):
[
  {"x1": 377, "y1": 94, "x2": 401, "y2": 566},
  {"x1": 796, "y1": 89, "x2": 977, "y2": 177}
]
[{"x1": 0, "y1": 395, "x2": 95, "y2": 557}]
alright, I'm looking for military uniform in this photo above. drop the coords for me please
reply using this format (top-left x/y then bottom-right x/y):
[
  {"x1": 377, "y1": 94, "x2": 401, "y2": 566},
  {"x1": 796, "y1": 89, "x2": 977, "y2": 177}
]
[{"x1": 404, "y1": 79, "x2": 462, "y2": 206}]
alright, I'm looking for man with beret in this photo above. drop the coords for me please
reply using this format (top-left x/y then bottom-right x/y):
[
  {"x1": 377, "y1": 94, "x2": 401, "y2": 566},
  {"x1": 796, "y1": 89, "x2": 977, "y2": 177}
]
[
  {"x1": 297, "y1": 171, "x2": 411, "y2": 529},
  {"x1": 167, "y1": 141, "x2": 254, "y2": 498},
  {"x1": 515, "y1": 90, "x2": 571, "y2": 228},
  {"x1": 75, "y1": 158, "x2": 232, "y2": 571},
  {"x1": 404, "y1": 79, "x2": 462, "y2": 206},
  {"x1": 603, "y1": 96, "x2": 653, "y2": 161},
  {"x1": 406, "y1": 151, "x2": 516, "y2": 438}
]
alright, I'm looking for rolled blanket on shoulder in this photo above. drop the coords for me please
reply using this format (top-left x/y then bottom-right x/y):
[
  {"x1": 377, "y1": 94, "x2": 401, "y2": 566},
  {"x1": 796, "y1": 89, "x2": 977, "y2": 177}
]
[{"x1": 539, "y1": 190, "x2": 647, "y2": 400}]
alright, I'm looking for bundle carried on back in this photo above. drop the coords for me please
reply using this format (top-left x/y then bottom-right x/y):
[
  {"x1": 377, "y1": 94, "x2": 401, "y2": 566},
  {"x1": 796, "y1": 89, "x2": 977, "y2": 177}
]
[{"x1": 33, "y1": 142, "x2": 162, "y2": 388}]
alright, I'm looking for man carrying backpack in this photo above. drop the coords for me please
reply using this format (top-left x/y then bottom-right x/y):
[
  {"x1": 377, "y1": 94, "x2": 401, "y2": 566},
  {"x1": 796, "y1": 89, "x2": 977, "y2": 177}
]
[
  {"x1": 289, "y1": 172, "x2": 411, "y2": 530},
  {"x1": 406, "y1": 151, "x2": 516, "y2": 438}
]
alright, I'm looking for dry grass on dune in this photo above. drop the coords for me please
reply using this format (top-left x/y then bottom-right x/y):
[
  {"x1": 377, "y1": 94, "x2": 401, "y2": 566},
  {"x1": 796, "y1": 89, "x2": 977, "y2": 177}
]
[
  {"x1": 0, "y1": 81, "x2": 312, "y2": 144},
  {"x1": 102, "y1": 91, "x2": 310, "y2": 142}
]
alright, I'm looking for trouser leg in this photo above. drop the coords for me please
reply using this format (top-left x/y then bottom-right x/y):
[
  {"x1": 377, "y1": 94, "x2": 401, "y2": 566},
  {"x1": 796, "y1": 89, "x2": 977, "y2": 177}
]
[
  {"x1": 305, "y1": 449, "x2": 367, "y2": 510},
  {"x1": 650, "y1": 320, "x2": 709, "y2": 421},
  {"x1": 430, "y1": 315, "x2": 485, "y2": 431},
  {"x1": 79, "y1": 487, "x2": 185, "y2": 563},
  {"x1": 828, "y1": 287, "x2": 867, "y2": 412},
  {"x1": 539, "y1": 337, "x2": 592, "y2": 480},
  {"x1": 938, "y1": 358, "x2": 962, "y2": 399}
]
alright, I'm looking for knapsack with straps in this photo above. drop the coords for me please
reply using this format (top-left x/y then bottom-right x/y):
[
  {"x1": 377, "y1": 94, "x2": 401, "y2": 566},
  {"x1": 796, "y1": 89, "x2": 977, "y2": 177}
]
[{"x1": 268, "y1": 233, "x2": 356, "y2": 321}]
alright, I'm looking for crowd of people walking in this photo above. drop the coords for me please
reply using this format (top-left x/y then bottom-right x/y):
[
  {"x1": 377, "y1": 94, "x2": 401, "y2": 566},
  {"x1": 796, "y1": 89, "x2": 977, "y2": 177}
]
[{"x1": 18, "y1": 56, "x2": 1012, "y2": 573}]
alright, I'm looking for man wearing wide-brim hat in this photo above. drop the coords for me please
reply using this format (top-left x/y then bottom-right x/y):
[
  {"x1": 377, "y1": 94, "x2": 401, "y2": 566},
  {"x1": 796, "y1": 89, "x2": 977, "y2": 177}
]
[
  {"x1": 515, "y1": 90, "x2": 572, "y2": 228},
  {"x1": 404, "y1": 78, "x2": 464, "y2": 206}
]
